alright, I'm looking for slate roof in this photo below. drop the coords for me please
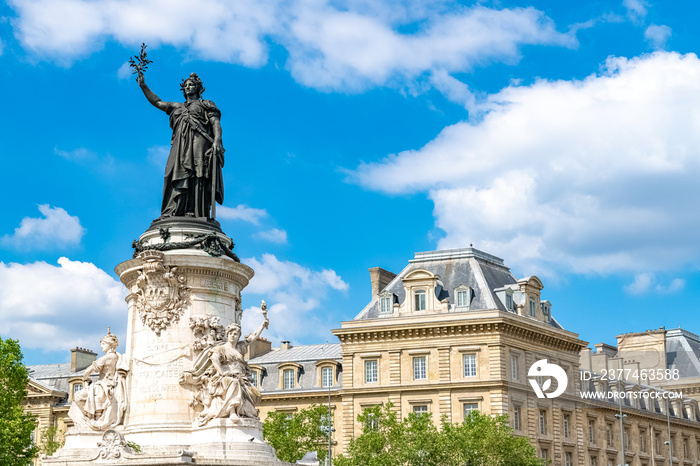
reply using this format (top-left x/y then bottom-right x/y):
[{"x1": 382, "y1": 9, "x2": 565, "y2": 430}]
[
  {"x1": 27, "y1": 362, "x2": 85, "y2": 394},
  {"x1": 249, "y1": 343, "x2": 342, "y2": 394},
  {"x1": 353, "y1": 247, "x2": 561, "y2": 328},
  {"x1": 249, "y1": 343, "x2": 341, "y2": 365},
  {"x1": 666, "y1": 328, "x2": 700, "y2": 377}
]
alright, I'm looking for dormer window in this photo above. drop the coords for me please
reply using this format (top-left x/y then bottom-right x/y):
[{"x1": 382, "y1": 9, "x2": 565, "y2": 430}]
[
  {"x1": 506, "y1": 293, "x2": 513, "y2": 310},
  {"x1": 455, "y1": 285, "x2": 472, "y2": 309},
  {"x1": 380, "y1": 295, "x2": 392, "y2": 313},
  {"x1": 414, "y1": 290, "x2": 426, "y2": 311},
  {"x1": 529, "y1": 299, "x2": 536, "y2": 317}
]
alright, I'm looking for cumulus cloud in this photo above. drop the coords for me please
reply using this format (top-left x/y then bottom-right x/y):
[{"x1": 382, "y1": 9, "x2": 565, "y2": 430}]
[
  {"x1": 8, "y1": 0, "x2": 572, "y2": 92},
  {"x1": 625, "y1": 273, "x2": 685, "y2": 295},
  {"x1": 2, "y1": 205, "x2": 85, "y2": 250},
  {"x1": 350, "y1": 52, "x2": 700, "y2": 276},
  {"x1": 255, "y1": 228, "x2": 288, "y2": 244},
  {"x1": 241, "y1": 254, "x2": 348, "y2": 344},
  {"x1": 217, "y1": 204, "x2": 269, "y2": 225},
  {"x1": 623, "y1": 0, "x2": 648, "y2": 24},
  {"x1": 0, "y1": 258, "x2": 127, "y2": 352},
  {"x1": 644, "y1": 24, "x2": 671, "y2": 50}
]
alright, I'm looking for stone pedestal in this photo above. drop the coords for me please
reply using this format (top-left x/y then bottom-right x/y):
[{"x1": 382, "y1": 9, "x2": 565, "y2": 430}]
[{"x1": 44, "y1": 222, "x2": 292, "y2": 465}]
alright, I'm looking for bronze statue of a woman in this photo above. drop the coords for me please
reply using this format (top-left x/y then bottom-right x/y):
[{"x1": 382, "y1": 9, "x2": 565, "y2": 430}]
[{"x1": 137, "y1": 72, "x2": 224, "y2": 219}]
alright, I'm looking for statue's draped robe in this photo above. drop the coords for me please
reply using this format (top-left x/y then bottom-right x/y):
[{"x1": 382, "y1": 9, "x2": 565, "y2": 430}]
[
  {"x1": 182, "y1": 340, "x2": 261, "y2": 426},
  {"x1": 161, "y1": 99, "x2": 224, "y2": 218},
  {"x1": 68, "y1": 353, "x2": 129, "y2": 430}
]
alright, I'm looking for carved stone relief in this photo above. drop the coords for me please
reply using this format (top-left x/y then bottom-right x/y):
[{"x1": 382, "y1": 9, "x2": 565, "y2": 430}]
[{"x1": 134, "y1": 250, "x2": 190, "y2": 335}]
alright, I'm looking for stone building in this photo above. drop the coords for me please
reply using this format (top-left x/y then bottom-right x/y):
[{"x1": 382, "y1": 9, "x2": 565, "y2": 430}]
[{"x1": 24, "y1": 247, "x2": 700, "y2": 465}]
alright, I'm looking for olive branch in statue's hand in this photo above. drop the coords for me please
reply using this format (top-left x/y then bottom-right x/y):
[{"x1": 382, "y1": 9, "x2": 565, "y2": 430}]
[{"x1": 129, "y1": 43, "x2": 152, "y2": 81}]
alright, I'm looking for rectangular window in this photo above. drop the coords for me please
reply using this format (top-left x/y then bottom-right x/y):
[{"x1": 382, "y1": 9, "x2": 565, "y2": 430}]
[
  {"x1": 606, "y1": 425, "x2": 612, "y2": 446},
  {"x1": 414, "y1": 290, "x2": 426, "y2": 311},
  {"x1": 590, "y1": 456, "x2": 597, "y2": 466},
  {"x1": 640, "y1": 433, "x2": 646, "y2": 452},
  {"x1": 283, "y1": 369, "x2": 295, "y2": 390},
  {"x1": 655, "y1": 434, "x2": 660, "y2": 452},
  {"x1": 367, "y1": 413, "x2": 378, "y2": 431},
  {"x1": 456, "y1": 289, "x2": 469, "y2": 307},
  {"x1": 413, "y1": 405, "x2": 428, "y2": 415},
  {"x1": 365, "y1": 360, "x2": 378, "y2": 383},
  {"x1": 513, "y1": 405, "x2": 521, "y2": 431},
  {"x1": 565, "y1": 452, "x2": 573, "y2": 466},
  {"x1": 463, "y1": 403, "x2": 478, "y2": 418},
  {"x1": 506, "y1": 293, "x2": 513, "y2": 310},
  {"x1": 539, "y1": 410, "x2": 547, "y2": 435},
  {"x1": 589, "y1": 419, "x2": 595, "y2": 443},
  {"x1": 380, "y1": 296, "x2": 392, "y2": 313},
  {"x1": 322, "y1": 367, "x2": 333, "y2": 388},
  {"x1": 563, "y1": 414, "x2": 570, "y2": 438},
  {"x1": 529, "y1": 299, "x2": 536, "y2": 316},
  {"x1": 413, "y1": 357, "x2": 427, "y2": 380},
  {"x1": 540, "y1": 449, "x2": 548, "y2": 464},
  {"x1": 251, "y1": 371, "x2": 258, "y2": 388},
  {"x1": 463, "y1": 354, "x2": 477, "y2": 378},
  {"x1": 73, "y1": 383, "x2": 83, "y2": 396},
  {"x1": 624, "y1": 428, "x2": 629, "y2": 449},
  {"x1": 511, "y1": 355, "x2": 518, "y2": 381}
]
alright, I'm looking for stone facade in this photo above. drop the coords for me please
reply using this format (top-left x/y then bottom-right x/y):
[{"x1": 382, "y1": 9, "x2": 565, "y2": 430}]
[{"x1": 24, "y1": 247, "x2": 700, "y2": 465}]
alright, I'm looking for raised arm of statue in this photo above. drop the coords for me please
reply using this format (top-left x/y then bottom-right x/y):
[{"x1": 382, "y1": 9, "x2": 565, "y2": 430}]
[
  {"x1": 246, "y1": 301, "x2": 269, "y2": 344},
  {"x1": 137, "y1": 74, "x2": 168, "y2": 112}
]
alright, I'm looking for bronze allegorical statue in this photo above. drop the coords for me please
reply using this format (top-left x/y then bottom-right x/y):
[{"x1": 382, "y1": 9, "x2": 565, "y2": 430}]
[{"x1": 132, "y1": 45, "x2": 224, "y2": 220}]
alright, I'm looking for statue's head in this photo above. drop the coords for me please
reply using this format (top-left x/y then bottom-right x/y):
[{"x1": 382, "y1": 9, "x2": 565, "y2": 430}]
[
  {"x1": 100, "y1": 333, "x2": 119, "y2": 352},
  {"x1": 180, "y1": 73, "x2": 205, "y2": 99},
  {"x1": 225, "y1": 322, "x2": 241, "y2": 341}
]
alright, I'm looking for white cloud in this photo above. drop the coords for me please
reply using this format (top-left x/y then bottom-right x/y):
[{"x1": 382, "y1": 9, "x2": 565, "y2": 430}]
[
  {"x1": 623, "y1": 0, "x2": 648, "y2": 24},
  {"x1": 117, "y1": 60, "x2": 132, "y2": 79},
  {"x1": 241, "y1": 254, "x2": 348, "y2": 344},
  {"x1": 285, "y1": 5, "x2": 574, "y2": 91},
  {"x1": 255, "y1": 228, "x2": 288, "y2": 244},
  {"x1": 147, "y1": 145, "x2": 169, "y2": 167},
  {"x1": 625, "y1": 273, "x2": 685, "y2": 295},
  {"x1": 0, "y1": 258, "x2": 127, "y2": 352},
  {"x1": 644, "y1": 24, "x2": 671, "y2": 50},
  {"x1": 8, "y1": 0, "x2": 572, "y2": 92},
  {"x1": 2, "y1": 205, "x2": 85, "y2": 250},
  {"x1": 217, "y1": 204, "x2": 268, "y2": 225},
  {"x1": 54, "y1": 146, "x2": 96, "y2": 161},
  {"x1": 350, "y1": 52, "x2": 700, "y2": 275}
]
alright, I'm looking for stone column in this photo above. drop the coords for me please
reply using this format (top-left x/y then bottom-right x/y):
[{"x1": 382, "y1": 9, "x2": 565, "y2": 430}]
[{"x1": 115, "y1": 249, "x2": 254, "y2": 448}]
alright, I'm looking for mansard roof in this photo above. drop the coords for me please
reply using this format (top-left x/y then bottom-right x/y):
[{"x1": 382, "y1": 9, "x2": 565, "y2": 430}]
[
  {"x1": 666, "y1": 328, "x2": 700, "y2": 378},
  {"x1": 353, "y1": 247, "x2": 562, "y2": 329}
]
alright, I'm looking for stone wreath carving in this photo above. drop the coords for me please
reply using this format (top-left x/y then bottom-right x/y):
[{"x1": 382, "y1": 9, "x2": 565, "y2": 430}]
[
  {"x1": 97, "y1": 430, "x2": 134, "y2": 460},
  {"x1": 134, "y1": 250, "x2": 190, "y2": 336},
  {"x1": 132, "y1": 231, "x2": 240, "y2": 262}
]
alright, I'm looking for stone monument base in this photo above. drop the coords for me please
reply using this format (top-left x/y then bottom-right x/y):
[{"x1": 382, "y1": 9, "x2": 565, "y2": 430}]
[{"x1": 43, "y1": 422, "x2": 296, "y2": 466}]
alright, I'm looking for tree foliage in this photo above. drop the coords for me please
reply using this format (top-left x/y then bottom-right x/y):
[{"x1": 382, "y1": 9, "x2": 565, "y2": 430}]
[
  {"x1": 0, "y1": 337, "x2": 38, "y2": 465},
  {"x1": 335, "y1": 402, "x2": 543, "y2": 466},
  {"x1": 39, "y1": 426, "x2": 65, "y2": 457},
  {"x1": 263, "y1": 404, "x2": 333, "y2": 463}
]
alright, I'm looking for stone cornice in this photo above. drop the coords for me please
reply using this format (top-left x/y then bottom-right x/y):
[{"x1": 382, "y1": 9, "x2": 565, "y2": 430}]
[{"x1": 332, "y1": 312, "x2": 585, "y2": 353}]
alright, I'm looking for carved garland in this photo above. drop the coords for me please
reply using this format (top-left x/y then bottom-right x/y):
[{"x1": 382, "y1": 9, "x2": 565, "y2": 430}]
[{"x1": 132, "y1": 231, "x2": 240, "y2": 262}]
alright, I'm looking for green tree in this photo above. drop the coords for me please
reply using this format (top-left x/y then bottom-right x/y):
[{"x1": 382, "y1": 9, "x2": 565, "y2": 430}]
[
  {"x1": 336, "y1": 403, "x2": 543, "y2": 466},
  {"x1": 0, "y1": 337, "x2": 38, "y2": 465},
  {"x1": 263, "y1": 404, "x2": 333, "y2": 463},
  {"x1": 39, "y1": 425, "x2": 65, "y2": 457}
]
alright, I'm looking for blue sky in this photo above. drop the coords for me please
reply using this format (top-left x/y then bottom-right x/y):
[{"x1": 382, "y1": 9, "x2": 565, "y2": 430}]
[{"x1": 2, "y1": 0, "x2": 700, "y2": 365}]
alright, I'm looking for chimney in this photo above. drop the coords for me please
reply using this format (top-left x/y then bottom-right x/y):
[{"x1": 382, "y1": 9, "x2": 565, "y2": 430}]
[
  {"x1": 281, "y1": 341, "x2": 292, "y2": 350},
  {"x1": 245, "y1": 336, "x2": 272, "y2": 359},
  {"x1": 369, "y1": 267, "x2": 397, "y2": 299},
  {"x1": 71, "y1": 347, "x2": 97, "y2": 372}
]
